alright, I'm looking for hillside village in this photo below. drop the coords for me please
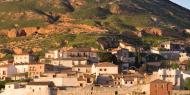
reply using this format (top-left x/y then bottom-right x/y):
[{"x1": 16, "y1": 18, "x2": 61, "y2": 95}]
[
  {"x1": 0, "y1": 0, "x2": 190, "y2": 95},
  {"x1": 0, "y1": 39, "x2": 189, "y2": 95}
]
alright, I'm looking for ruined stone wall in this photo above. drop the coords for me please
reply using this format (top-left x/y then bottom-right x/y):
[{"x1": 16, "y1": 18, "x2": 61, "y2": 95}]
[{"x1": 57, "y1": 84, "x2": 150, "y2": 95}]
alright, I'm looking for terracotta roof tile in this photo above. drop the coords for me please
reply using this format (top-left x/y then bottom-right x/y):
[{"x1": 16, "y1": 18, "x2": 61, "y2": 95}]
[
  {"x1": 151, "y1": 79, "x2": 170, "y2": 83},
  {"x1": 95, "y1": 62, "x2": 117, "y2": 67},
  {"x1": 73, "y1": 65, "x2": 92, "y2": 68},
  {"x1": 67, "y1": 48, "x2": 92, "y2": 52}
]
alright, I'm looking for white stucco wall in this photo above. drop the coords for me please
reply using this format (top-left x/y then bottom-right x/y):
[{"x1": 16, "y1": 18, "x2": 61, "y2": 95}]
[
  {"x1": 14, "y1": 55, "x2": 34, "y2": 64},
  {"x1": 15, "y1": 65, "x2": 29, "y2": 73},
  {"x1": 95, "y1": 67, "x2": 118, "y2": 75},
  {"x1": 34, "y1": 77, "x2": 80, "y2": 87}
]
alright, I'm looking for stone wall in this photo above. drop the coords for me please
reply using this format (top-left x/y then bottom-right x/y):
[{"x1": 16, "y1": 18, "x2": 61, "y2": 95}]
[
  {"x1": 57, "y1": 84, "x2": 150, "y2": 95},
  {"x1": 172, "y1": 90, "x2": 190, "y2": 95}
]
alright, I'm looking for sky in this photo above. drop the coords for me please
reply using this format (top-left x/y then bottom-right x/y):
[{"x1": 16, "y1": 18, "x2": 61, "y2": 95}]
[{"x1": 170, "y1": 0, "x2": 190, "y2": 10}]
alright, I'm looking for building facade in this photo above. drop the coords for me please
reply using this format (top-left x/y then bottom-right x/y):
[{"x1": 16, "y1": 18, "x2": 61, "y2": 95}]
[
  {"x1": 28, "y1": 63, "x2": 54, "y2": 78},
  {"x1": 150, "y1": 79, "x2": 173, "y2": 95},
  {"x1": 14, "y1": 54, "x2": 35, "y2": 64},
  {"x1": 0, "y1": 64, "x2": 17, "y2": 80}
]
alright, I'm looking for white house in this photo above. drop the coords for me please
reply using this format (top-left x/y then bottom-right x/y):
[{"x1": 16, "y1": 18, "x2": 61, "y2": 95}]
[
  {"x1": 72, "y1": 65, "x2": 92, "y2": 74},
  {"x1": 94, "y1": 62, "x2": 118, "y2": 75},
  {"x1": 14, "y1": 54, "x2": 35, "y2": 64},
  {"x1": 1, "y1": 83, "x2": 28, "y2": 95},
  {"x1": 1, "y1": 82, "x2": 56, "y2": 95},
  {"x1": 50, "y1": 58, "x2": 87, "y2": 67},
  {"x1": 34, "y1": 77, "x2": 80, "y2": 87},
  {"x1": 26, "y1": 82, "x2": 56, "y2": 95},
  {"x1": 15, "y1": 64, "x2": 29, "y2": 73},
  {"x1": 45, "y1": 50, "x2": 60, "y2": 59},
  {"x1": 152, "y1": 69, "x2": 187, "y2": 90},
  {"x1": 72, "y1": 62, "x2": 118, "y2": 76}
]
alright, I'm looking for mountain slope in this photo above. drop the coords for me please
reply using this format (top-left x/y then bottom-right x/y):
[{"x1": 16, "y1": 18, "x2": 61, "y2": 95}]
[{"x1": 0, "y1": 0, "x2": 190, "y2": 52}]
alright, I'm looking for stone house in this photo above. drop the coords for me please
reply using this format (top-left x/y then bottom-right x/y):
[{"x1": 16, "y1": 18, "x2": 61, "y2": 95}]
[
  {"x1": 150, "y1": 79, "x2": 173, "y2": 95},
  {"x1": 26, "y1": 82, "x2": 56, "y2": 95},
  {"x1": 62, "y1": 48, "x2": 97, "y2": 58},
  {"x1": 72, "y1": 65, "x2": 92, "y2": 74},
  {"x1": 121, "y1": 73, "x2": 144, "y2": 87}
]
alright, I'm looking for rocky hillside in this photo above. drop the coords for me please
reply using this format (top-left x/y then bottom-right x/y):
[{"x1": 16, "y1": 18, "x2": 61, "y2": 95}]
[{"x1": 0, "y1": 0, "x2": 190, "y2": 52}]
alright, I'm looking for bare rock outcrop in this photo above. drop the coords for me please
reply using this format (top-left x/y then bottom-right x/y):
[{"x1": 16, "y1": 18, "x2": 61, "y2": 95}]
[
  {"x1": 7, "y1": 29, "x2": 17, "y2": 38},
  {"x1": 141, "y1": 28, "x2": 163, "y2": 36},
  {"x1": 109, "y1": 4, "x2": 122, "y2": 14},
  {"x1": 13, "y1": 48, "x2": 23, "y2": 54},
  {"x1": 68, "y1": 0, "x2": 86, "y2": 8},
  {"x1": 31, "y1": 48, "x2": 42, "y2": 53}
]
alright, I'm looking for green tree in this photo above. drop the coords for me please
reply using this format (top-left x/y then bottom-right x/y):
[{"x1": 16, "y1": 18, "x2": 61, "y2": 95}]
[
  {"x1": 160, "y1": 61, "x2": 171, "y2": 68},
  {"x1": 0, "y1": 81, "x2": 5, "y2": 90},
  {"x1": 187, "y1": 61, "x2": 190, "y2": 70},
  {"x1": 3, "y1": 54, "x2": 13, "y2": 59},
  {"x1": 97, "y1": 52, "x2": 117, "y2": 63},
  {"x1": 171, "y1": 63, "x2": 179, "y2": 69},
  {"x1": 184, "y1": 78, "x2": 190, "y2": 90},
  {"x1": 134, "y1": 38, "x2": 143, "y2": 68}
]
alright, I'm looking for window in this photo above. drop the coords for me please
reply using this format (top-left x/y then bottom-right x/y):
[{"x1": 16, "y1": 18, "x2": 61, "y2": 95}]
[
  {"x1": 80, "y1": 83, "x2": 83, "y2": 87},
  {"x1": 53, "y1": 75, "x2": 56, "y2": 78},
  {"x1": 2, "y1": 71, "x2": 6, "y2": 75},
  {"x1": 104, "y1": 69, "x2": 107, "y2": 71},
  {"x1": 86, "y1": 69, "x2": 90, "y2": 73},
  {"x1": 100, "y1": 69, "x2": 102, "y2": 71},
  {"x1": 78, "y1": 68, "x2": 80, "y2": 71},
  {"x1": 87, "y1": 78, "x2": 91, "y2": 83}
]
